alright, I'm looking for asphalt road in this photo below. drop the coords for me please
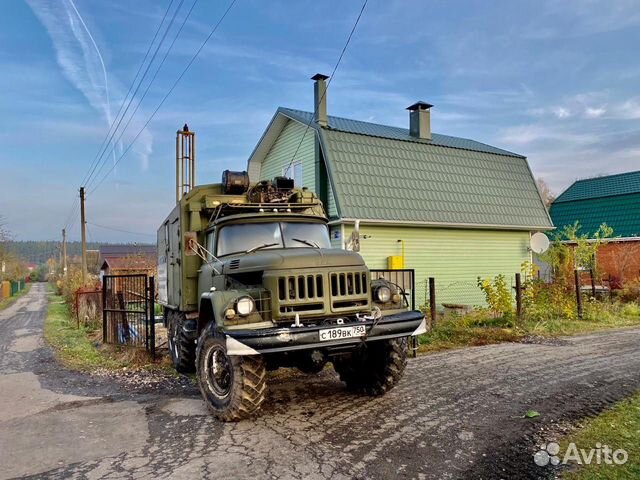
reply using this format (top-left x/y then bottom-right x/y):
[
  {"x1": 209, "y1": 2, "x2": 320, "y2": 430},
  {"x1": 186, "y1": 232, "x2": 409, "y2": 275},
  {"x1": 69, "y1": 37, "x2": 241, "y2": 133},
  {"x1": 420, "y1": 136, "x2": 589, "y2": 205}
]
[{"x1": 1, "y1": 284, "x2": 639, "y2": 479}]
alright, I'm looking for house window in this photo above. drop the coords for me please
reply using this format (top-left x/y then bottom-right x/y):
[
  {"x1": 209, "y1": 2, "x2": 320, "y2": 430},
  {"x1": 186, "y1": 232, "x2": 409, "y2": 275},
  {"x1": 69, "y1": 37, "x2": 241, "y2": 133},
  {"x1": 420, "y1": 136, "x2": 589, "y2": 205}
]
[{"x1": 283, "y1": 162, "x2": 303, "y2": 187}]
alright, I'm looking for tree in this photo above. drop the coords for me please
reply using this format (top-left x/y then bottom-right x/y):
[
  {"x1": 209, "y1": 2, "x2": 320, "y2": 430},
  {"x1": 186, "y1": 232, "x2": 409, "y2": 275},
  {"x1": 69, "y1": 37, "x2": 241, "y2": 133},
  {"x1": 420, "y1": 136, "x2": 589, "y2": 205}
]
[
  {"x1": 536, "y1": 178, "x2": 555, "y2": 208},
  {"x1": 0, "y1": 216, "x2": 10, "y2": 279},
  {"x1": 541, "y1": 221, "x2": 613, "y2": 282}
]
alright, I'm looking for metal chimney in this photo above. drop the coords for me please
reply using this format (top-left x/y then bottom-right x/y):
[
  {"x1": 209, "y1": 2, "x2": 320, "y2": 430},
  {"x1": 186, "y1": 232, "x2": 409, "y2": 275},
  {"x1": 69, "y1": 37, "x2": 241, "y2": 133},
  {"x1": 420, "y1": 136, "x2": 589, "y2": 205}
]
[
  {"x1": 312, "y1": 73, "x2": 329, "y2": 127},
  {"x1": 407, "y1": 101, "x2": 433, "y2": 140}
]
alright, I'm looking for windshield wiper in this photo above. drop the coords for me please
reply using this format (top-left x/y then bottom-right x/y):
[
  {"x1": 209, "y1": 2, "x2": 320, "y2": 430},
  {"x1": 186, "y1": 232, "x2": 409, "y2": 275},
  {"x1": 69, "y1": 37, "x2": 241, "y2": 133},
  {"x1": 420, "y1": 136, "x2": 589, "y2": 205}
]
[
  {"x1": 291, "y1": 238, "x2": 320, "y2": 248},
  {"x1": 245, "y1": 242, "x2": 279, "y2": 253}
]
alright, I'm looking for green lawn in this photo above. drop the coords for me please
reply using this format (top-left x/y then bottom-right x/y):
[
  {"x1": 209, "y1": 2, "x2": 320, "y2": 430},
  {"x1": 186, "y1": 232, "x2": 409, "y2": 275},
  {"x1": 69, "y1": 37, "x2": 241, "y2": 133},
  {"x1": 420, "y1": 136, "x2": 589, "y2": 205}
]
[
  {"x1": 417, "y1": 303, "x2": 640, "y2": 354},
  {"x1": 560, "y1": 393, "x2": 640, "y2": 479},
  {"x1": 44, "y1": 292, "x2": 122, "y2": 370},
  {"x1": 44, "y1": 288, "x2": 172, "y2": 372},
  {"x1": 0, "y1": 283, "x2": 31, "y2": 311}
]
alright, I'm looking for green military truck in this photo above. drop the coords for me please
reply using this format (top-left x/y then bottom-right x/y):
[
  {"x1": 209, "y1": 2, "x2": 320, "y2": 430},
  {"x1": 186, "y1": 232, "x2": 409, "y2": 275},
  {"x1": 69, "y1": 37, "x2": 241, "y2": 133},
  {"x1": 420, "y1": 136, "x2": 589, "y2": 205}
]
[{"x1": 158, "y1": 129, "x2": 425, "y2": 421}]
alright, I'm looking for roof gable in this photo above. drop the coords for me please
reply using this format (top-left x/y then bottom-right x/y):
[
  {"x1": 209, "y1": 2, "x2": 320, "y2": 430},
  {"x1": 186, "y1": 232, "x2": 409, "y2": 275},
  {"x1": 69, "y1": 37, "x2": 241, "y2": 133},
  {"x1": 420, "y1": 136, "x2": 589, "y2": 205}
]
[{"x1": 554, "y1": 170, "x2": 640, "y2": 203}]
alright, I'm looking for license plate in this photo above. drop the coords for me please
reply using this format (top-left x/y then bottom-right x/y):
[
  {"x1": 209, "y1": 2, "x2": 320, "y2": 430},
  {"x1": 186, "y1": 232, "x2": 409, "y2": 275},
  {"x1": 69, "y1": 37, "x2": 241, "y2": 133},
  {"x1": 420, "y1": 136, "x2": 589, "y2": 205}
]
[{"x1": 319, "y1": 325, "x2": 366, "y2": 342}]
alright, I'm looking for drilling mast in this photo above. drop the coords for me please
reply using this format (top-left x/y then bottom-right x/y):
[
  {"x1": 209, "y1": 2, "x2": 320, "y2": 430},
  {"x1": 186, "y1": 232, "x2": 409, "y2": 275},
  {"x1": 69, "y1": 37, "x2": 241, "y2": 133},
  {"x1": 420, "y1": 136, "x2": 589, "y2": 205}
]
[{"x1": 176, "y1": 124, "x2": 196, "y2": 203}]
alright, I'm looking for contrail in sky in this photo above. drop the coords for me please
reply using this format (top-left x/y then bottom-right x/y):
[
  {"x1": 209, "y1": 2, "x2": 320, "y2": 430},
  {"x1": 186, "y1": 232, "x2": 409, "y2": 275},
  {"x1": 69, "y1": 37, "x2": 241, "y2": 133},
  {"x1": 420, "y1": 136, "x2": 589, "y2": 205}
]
[
  {"x1": 67, "y1": 0, "x2": 112, "y2": 126},
  {"x1": 26, "y1": 0, "x2": 153, "y2": 171}
]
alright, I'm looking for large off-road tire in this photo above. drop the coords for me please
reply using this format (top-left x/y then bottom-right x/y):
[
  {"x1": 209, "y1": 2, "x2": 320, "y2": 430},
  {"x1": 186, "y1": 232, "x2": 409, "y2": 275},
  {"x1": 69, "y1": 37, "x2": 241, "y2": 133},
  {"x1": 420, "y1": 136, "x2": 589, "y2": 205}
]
[
  {"x1": 196, "y1": 328, "x2": 267, "y2": 421},
  {"x1": 167, "y1": 310, "x2": 196, "y2": 373},
  {"x1": 333, "y1": 338, "x2": 408, "y2": 395}
]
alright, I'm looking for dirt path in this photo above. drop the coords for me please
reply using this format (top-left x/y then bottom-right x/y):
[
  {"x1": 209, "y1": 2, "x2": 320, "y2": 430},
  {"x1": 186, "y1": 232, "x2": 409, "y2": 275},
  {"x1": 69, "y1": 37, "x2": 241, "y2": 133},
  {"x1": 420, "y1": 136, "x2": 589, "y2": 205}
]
[{"x1": 1, "y1": 284, "x2": 639, "y2": 479}]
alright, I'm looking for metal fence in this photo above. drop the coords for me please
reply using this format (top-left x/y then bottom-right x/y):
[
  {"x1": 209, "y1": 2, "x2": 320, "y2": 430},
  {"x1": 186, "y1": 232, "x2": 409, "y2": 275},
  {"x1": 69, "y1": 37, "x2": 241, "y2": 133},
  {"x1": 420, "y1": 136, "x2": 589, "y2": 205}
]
[
  {"x1": 419, "y1": 268, "x2": 617, "y2": 327},
  {"x1": 370, "y1": 269, "x2": 416, "y2": 310},
  {"x1": 0, "y1": 279, "x2": 26, "y2": 302},
  {"x1": 371, "y1": 269, "x2": 418, "y2": 356},
  {"x1": 102, "y1": 274, "x2": 155, "y2": 357}
]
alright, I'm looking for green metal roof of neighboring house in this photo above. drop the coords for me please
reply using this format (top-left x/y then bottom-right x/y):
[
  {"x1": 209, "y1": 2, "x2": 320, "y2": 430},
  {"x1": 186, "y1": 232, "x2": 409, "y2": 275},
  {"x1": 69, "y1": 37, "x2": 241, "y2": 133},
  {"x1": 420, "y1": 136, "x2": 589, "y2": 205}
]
[
  {"x1": 550, "y1": 171, "x2": 640, "y2": 238},
  {"x1": 554, "y1": 170, "x2": 640, "y2": 203},
  {"x1": 279, "y1": 107, "x2": 524, "y2": 158}
]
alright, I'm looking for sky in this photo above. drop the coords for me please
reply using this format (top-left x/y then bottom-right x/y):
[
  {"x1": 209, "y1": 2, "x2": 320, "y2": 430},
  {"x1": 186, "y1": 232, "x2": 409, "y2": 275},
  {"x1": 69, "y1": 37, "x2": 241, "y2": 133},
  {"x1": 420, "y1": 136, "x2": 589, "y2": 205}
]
[{"x1": 1, "y1": 0, "x2": 639, "y2": 242}]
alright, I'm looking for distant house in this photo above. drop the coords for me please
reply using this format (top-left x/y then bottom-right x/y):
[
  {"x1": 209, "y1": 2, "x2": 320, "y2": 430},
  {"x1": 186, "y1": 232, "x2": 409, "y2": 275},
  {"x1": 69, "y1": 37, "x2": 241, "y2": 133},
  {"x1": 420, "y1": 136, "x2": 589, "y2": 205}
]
[
  {"x1": 550, "y1": 171, "x2": 640, "y2": 284},
  {"x1": 99, "y1": 244, "x2": 157, "y2": 278},
  {"x1": 246, "y1": 74, "x2": 553, "y2": 305}
]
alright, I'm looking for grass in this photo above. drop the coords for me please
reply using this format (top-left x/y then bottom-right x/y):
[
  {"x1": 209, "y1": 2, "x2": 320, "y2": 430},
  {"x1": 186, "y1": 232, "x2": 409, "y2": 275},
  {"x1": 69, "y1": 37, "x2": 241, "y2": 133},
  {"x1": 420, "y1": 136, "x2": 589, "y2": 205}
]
[
  {"x1": 416, "y1": 303, "x2": 640, "y2": 354},
  {"x1": 44, "y1": 289, "x2": 172, "y2": 372},
  {"x1": 560, "y1": 392, "x2": 640, "y2": 479},
  {"x1": 0, "y1": 283, "x2": 31, "y2": 311}
]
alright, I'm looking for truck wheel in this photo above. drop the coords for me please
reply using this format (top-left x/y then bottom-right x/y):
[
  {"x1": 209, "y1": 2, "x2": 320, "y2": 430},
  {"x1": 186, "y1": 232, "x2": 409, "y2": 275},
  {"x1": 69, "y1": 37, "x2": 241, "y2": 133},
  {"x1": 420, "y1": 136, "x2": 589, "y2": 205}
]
[
  {"x1": 196, "y1": 329, "x2": 267, "y2": 421},
  {"x1": 167, "y1": 310, "x2": 196, "y2": 373},
  {"x1": 333, "y1": 338, "x2": 408, "y2": 395}
]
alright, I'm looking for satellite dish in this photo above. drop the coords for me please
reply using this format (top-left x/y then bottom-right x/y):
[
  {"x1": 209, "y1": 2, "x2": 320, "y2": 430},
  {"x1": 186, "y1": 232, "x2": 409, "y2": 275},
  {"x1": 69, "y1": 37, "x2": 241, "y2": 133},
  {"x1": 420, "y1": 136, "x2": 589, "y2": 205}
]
[{"x1": 530, "y1": 232, "x2": 550, "y2": 254}]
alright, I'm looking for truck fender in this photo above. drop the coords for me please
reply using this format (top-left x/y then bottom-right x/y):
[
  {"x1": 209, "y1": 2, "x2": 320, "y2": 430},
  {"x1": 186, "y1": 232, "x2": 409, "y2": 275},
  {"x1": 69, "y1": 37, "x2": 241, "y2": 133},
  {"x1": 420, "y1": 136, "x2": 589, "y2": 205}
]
[{"x1": 198, "y1": 293, "x2": 216, "y2": 335}]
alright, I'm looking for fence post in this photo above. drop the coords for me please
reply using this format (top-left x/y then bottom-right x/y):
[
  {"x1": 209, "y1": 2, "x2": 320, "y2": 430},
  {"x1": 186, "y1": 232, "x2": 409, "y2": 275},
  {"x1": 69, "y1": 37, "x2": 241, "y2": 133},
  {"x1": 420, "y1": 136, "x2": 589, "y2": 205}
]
[
  {"x1": 429, "y1": 277, "x2": 436, "y2": 329},
  {"x1": 102, "y1": 278, "x2": 107, "y2": 342},
  {"x1": 574, "y1": 269, "x2": 583, "y2": 319},
  {"x1": 589, "y1": 268, "x2": 596, "y2": 298},
  {"x1": 149, "y1": 276, "x2": 156, "y2": 360},
  {"x1": 515, "y1": 273, "x2": 522, "y2": 321}
]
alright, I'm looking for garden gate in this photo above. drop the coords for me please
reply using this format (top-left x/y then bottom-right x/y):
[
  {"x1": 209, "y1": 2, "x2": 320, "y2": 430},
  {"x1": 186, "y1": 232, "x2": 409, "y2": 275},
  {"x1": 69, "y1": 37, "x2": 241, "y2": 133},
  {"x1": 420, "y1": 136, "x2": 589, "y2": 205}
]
[{"x1": 102, "y1": 274, "x2": 155, "y2": 358}]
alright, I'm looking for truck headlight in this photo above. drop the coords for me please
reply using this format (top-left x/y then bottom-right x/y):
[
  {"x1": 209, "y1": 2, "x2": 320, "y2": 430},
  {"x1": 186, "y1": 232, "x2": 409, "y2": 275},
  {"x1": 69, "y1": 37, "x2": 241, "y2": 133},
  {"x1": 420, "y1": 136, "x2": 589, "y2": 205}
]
[
  {"x1": 236, "y1": 296, "x2": 255, "y2": 316},
  {"x1": 374, "y1": 285, "x2": 391, "y2": 303}
]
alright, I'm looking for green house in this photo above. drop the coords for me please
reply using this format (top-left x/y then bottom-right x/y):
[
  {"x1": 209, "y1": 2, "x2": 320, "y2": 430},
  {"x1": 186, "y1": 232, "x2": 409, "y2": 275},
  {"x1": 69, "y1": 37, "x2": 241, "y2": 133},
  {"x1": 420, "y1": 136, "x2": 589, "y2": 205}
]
[
  {"x1": 247, "y1": 74, "x2": 553, "y2": 307},
  {"x1": 550, "y1": 170, "x2": 640, "y2": 238}
]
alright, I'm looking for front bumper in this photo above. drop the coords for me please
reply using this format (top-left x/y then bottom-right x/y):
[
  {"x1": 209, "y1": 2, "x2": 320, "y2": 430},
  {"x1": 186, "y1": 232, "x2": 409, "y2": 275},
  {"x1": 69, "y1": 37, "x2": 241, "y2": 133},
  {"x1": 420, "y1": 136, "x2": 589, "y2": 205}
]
[{"x1": 223, "y1": 310, "x2": 427, "y2": 355}]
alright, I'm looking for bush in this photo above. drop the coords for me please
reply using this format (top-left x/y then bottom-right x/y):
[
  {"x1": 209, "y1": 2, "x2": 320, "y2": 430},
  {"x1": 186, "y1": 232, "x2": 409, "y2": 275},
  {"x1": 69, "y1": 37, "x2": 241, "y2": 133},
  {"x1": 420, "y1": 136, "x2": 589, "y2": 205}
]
[
  {"x1": 477, "y1": 274, "x2": 513, "y2": 318},
  {"x1": 616, "y1": 279, "x2": 640, "y2": 303},
  {"x1": 523, "y1": 282, "x2": 577, "y2": 322}
]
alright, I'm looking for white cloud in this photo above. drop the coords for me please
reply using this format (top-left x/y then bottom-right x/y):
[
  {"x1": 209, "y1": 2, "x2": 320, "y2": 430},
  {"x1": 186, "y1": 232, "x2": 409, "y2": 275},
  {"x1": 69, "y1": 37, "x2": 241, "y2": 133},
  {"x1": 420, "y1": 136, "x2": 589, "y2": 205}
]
[
  {"x1": 584, "y1": 107, "x2": 605, "y2": 118},
  {"x1": 26, "y1": 0, "x2": 153, "y2": 172},
  {"x1": 552, "y1": 107, "x2": 572, "y2": 119}
]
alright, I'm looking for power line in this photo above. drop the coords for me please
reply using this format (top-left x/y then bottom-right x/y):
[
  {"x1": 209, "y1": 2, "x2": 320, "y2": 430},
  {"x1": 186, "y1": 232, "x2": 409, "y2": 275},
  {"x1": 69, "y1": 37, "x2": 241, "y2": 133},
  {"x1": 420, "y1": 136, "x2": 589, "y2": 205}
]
[
  {"x1": 82, "y1": 0, "x2": 185, "y2": 188},
  {"x1": 89, "y1": 0, "x2": 238, "y2": 194},
  {"x1": 63, "y1": 197, "x2": 80, "y2": 231},
  {"x1": 86, "y1": 0, "x2": 200, "y2": 191},
  {"x1": 65, "y1": 0, "x2": 177, "y2": 236},
  {"x1": 285, "y1": 0, "x2": 368, "y2": 173},
  {"x1": 87, "y1": 221, "x2": 156, "y2": 238}
]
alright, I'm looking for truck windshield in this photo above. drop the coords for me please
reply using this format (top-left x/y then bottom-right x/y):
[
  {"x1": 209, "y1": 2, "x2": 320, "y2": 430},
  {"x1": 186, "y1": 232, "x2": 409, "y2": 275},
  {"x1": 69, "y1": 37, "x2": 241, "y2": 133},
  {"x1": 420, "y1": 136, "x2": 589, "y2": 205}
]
[{"x1": 217, "y1": 222, "x2": 331, "y2": 256}]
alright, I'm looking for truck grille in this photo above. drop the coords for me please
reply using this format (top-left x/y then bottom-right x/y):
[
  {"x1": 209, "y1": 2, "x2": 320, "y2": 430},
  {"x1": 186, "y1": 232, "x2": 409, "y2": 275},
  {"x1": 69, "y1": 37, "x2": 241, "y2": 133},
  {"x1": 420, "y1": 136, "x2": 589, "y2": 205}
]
[
  {"x1": 330, "y1": 271, "x2": 369, "y2": 311},
  {"x1": 274, "y1": 270, "x2": 370, "y2": 317},
  {"x1": 278, "y1": 274, "x2": 324, "y2": 301}
]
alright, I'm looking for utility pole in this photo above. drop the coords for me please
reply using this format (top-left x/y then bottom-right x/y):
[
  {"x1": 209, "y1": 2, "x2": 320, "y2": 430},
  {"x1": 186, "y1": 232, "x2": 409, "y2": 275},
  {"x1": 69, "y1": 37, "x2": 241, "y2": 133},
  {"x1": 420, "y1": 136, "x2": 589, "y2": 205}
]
[
  {"x1": 62, "y1": 228, "x2": 67, "y2": 277},
  {"x1": 80, "y1": 187, "x2": 87, "y2": 283}
]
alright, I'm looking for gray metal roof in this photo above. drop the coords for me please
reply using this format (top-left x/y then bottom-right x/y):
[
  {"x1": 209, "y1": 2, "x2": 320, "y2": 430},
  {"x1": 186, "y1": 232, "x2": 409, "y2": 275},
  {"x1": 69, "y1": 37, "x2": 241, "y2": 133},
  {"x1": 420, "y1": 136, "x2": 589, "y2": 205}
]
[{"x1": 279, "y1": 107, "x2": 524, "y2": 158}]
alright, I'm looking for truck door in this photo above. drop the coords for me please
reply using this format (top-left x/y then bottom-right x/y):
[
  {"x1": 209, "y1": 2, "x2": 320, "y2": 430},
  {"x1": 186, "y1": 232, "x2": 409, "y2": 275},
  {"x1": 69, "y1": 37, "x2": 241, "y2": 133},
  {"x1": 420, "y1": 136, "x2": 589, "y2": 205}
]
[{"x1": 168, "y1": 218, "x2": 181, "y2": 307}]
